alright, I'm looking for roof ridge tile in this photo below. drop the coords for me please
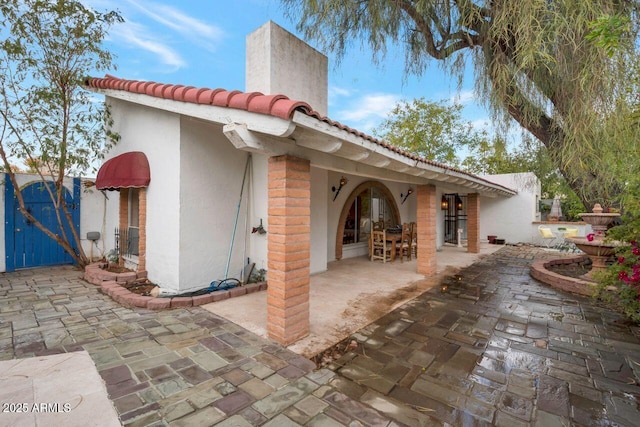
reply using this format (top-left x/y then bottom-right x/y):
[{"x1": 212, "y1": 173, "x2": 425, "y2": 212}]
[
  {"x1": 84, "y1": 75, "x2": 515, "y2": 194},
  {"x1": 228, "y1": 91, "x2": 262, "y2": 110},
  {"x1": 212, "y1": 90, "x2": 242, "y2": 107},
  {"x1": 247, "y1": 93, "x2": 287, "y2": 115},
  {"x1": 196, "y1": 88, "x2": 222, "y2": 104}
]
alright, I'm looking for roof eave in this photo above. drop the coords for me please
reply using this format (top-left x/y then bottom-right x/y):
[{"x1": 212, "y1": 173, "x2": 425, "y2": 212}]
[
  {"x1": 290, "y1": 111, "x2": 517, "y2": 197},
  {"x1": 88, "y1": 84, "x2": 516, "y2": 197}
]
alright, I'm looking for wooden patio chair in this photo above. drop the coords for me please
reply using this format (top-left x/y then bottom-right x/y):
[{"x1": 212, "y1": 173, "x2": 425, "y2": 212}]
[
  {"x1": 371, "y1": 230, "x2": 392, "y2": 263},
  {"x1": 395, "y1": 223, "x2": 412, "y2": 262},
  {"x1": 410, "y1": 222, "x2": 417, "y2": 258}
]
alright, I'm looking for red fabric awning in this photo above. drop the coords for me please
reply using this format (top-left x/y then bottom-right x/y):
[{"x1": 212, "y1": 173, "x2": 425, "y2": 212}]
[{"x1": 95, "y1": 151, "x2": 150, "y2": 190}]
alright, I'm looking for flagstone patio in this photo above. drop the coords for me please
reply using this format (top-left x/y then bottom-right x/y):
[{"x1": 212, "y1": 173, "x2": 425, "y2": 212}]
[{"x1": 0, "y1": 245, "x2": 638, "y2": 426}]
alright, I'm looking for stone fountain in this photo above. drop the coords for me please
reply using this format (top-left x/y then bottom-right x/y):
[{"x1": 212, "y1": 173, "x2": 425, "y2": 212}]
[{"x1": 565, "y1": 203, "x2": 620, "y2": 280}]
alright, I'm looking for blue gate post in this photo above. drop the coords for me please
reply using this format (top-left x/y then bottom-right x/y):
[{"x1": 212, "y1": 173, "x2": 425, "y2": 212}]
[
  {"x1": 4, "y1": 173, "x2": 16, "y2": 272},
  {"x1": 73, "y1": 177, "x2": 81, "y2": 259}
]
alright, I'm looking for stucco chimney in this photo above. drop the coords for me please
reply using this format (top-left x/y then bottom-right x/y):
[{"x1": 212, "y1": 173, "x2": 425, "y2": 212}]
[{"x1": 246, "y1": 21, "x2": 328, "y2": 117}]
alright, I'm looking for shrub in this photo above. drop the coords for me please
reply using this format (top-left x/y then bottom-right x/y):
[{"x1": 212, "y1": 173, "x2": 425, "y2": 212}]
[
  {"x1": 595, "y1": 241, "x2": 640, "y2": 322},
  {"x1": 594, "y1": 179, "x2": 640, "y2": 322}
]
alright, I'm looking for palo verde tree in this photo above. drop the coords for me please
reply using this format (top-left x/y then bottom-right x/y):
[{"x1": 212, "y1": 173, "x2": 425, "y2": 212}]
[
  {"x1": 282, "y1": 0, "x2": 640, "y2": 210},
  {"x1": 0, "y1": 0, "x2": 121, "y2": 267},
  {"x1": 374, "y1": 98, "x2": 476, "y2": 166}
]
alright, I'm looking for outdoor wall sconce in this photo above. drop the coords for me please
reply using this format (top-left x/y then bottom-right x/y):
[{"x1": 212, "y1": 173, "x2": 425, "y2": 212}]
[
  {"x1": 455, "y1": 195, "x2": 464, "y2": 210},
  {"x1": 400, "y1": 188, "x2": 413, "y2": 204},
  {"x1": 332, "y1": 176, "x2": 348, "y2": 201},
  {"x1": 441, "y1": 195, "x2": 449, "y2": 210},
  {"x1": 251, "y1": 218, "x2": 267, "y2": 235}
]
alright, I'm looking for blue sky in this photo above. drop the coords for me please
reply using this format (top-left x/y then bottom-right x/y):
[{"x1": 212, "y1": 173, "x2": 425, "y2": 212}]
[{"x1": 85, "y1": 0, "x2": 492, "y2": 136}]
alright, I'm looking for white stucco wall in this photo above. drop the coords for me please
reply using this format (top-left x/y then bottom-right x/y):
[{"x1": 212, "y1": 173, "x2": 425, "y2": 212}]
[
  {"x1": 106, "y1": 98, "x2": 181, "y2": 289},
  {"x1": 246, "y1": 21, "x2": 328, "y2": 116},
  {"x1": 247, "y1": 160, "x2": 329, "y2": 277},
  {"x1": 479, "y1": 173, "x2": 540, "y2": 244},
  {"x1": 249, "y1": 155, "x2": 269, "y2": 275},
  {"x1": 80, "y1": 186, "x2": 118, "y2": 261},
  {"x1": 310, "y1": 167, "x2": 328, "y2": 274},
  {"x1": 178, "y1": 119, "x2": 251, "y2": 291}
]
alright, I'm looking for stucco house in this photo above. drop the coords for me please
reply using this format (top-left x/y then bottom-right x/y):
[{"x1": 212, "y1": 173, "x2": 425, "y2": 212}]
[{"x1": 87, "y1": 22, "x2": 540, "y2": 345}]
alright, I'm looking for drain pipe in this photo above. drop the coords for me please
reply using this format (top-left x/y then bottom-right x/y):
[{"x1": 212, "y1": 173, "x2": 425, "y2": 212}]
[{"x1": 225, "y1": 154, "x2": 251, "y2": 280}]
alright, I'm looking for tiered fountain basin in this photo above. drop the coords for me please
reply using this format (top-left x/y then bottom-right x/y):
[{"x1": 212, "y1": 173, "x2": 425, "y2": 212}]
[
  {"x1": 530, "y1": 255, "x2": 596, "y2": 296},
  {"x1": 564, "y1": 236, "x2": 620, "y2": 280},
  {"x1": 531, "y1": 204, "x2": 621, "y2": 294},
  {"x1": 566, "y1": 207, "x2": 621, "y2": 280}
]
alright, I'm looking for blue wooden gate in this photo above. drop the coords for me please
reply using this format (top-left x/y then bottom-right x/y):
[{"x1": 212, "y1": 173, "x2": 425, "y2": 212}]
[{"x1": 5, "y1": 175, "x2": 81, "y2": 271}]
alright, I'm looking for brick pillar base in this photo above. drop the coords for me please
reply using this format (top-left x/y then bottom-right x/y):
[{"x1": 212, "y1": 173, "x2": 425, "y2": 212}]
[
  {"x1": 467, "y1": 193, "x2": 480, "y2": 253},
  {"x1": 417, "y1": 185, "x2": 437, "y2": 275},
  {"x1": 267, "y1": 155, "x2": 310, "y2": 345}
]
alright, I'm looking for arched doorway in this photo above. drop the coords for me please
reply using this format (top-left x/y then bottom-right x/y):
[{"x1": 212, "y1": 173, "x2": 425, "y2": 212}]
[{"x1": 335, "y1": 180, "x2": 401, "y2": 260}]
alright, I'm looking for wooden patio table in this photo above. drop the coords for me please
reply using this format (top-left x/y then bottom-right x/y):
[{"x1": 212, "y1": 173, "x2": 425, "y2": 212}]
[{"x1": 385, "y1": 230, "x2": 402, "y2": 262}]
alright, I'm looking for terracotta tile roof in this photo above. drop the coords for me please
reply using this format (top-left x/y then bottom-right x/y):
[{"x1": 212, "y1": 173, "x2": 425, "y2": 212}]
[
  {"x1": 85, "y1": 75, "x2": 514, "y2": 192},
  {"x1": 87, "y1": 74, "x2": 313, "y2": 120}
]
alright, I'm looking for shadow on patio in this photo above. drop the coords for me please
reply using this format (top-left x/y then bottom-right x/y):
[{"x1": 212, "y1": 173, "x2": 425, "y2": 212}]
[{"x1": 202, "y1": 242, "x2": 505, "y2": 358}]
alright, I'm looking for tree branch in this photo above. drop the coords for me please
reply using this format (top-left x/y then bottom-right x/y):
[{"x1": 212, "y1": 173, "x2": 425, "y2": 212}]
[{"x1": 394, "y1": 0, "x2": 476, "y2": 60}]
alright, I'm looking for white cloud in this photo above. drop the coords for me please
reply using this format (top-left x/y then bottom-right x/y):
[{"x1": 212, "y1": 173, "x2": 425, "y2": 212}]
[
  {"x1": 330, "y1": 92, "x2": 401, "y2": 133},
  {"x1": 117, "y1": 22, "x2": 186, "y2": 70},
  {"x1": 329, "y1": 86, "x2": 352, "y2": 98},
  {"x1": 338, "y1": 93, "x2": 399, "y2": 122},
  {"x1": 125, "y1": 0, "x2": 225, "y2": 52},
  {"x1": 451, "y1": 90, "x2": 475, "y2": 105},
  {"x1": 470, "y1": 118, "x2": 491, "y2": 131}
]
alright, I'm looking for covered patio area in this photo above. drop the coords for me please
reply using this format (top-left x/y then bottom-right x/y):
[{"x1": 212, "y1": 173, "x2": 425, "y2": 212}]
[{"x1": 202, "y1": 243, "x2": 504, "y2": 357}]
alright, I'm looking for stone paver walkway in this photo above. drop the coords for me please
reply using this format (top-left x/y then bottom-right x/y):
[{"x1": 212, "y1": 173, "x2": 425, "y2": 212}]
[
  {"x1": 1, "y1": 246, "x2": 639, "y2": 426},
  {"x1": 0, "y1": 267, "x2": 395, "y2": 426},
  {"x1": 322, "y1": 246, "x2": 640, "y2": 426}
]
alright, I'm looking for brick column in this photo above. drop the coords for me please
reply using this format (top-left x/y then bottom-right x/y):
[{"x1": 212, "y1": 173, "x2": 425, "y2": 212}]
[
  {"x1": 138, "y1": 188, "x2": 147, "y2": 272},
  {"x1": 467, "y1": 193, "x2": 480, "y2": 253},
  {"x1": 119, "y1": 189, "x2": 129, "y2": 230},
  {"x1": 267, "y1": 155, "x2": 310, "y2": 345},
  {"x1": 118, "y1": 189, "x2": 129, "y2": 266},
  {"x1": 416, "y1": 184, "x2": 437, "y2": 275}
]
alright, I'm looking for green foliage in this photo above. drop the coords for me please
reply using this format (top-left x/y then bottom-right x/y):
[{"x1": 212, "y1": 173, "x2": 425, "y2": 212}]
[
  {"x1": 559, "y1": 194, "x2": 587, "y2": 222},
  {"x1": 594, "y1": 178, "x2": 640, "y2": 322},
  {"x1": 586, "y1": 14, "x2": 632, "y2": 58},
  {"x1": 282, "y1": 0, "x2": 640, "y2": 210},
  {"x1": 249, "y1": 268, "x2": 267, "y2": 284},
  {"x1": 373, "y1": 99, "x2": 474, "y2": 166},
  {"x1": 594, "y1": 240, "x2": 640, "y2": 323},
  {"x1": 376, "y1": 97, "x2": 591, "y2": 206},
  {"x1": 0, "y1": 0, "x2": 121, "y2": 266}
]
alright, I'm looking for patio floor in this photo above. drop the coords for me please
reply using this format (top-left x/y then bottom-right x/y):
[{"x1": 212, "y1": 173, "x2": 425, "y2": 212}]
[
  {"x1": 1, "y1": 244, "x2": 639, "y2": 426},
  {"x1": 202, "y1": 243, "x2": 505, "y2": 357}
]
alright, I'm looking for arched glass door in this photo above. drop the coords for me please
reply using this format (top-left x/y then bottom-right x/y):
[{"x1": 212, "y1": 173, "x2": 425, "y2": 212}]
[{"x1": 342, "y1": 186, "x2": 398, "y2": 246}]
